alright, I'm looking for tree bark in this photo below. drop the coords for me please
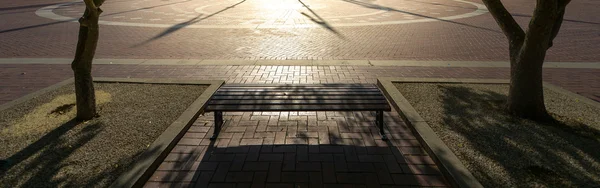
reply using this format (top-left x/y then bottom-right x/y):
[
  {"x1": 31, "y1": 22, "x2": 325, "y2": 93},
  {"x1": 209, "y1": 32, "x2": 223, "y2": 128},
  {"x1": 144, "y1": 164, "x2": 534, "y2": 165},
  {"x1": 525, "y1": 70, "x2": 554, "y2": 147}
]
[
  {"x1": 72, "y1": 0, "x2": 104, "y2": 121},
  {"x1": 483, "y1": 0, "x2": 570, "y2": 121},
  {"x1": 507, "y1": 49, "x2": 550, "y2": 120}
]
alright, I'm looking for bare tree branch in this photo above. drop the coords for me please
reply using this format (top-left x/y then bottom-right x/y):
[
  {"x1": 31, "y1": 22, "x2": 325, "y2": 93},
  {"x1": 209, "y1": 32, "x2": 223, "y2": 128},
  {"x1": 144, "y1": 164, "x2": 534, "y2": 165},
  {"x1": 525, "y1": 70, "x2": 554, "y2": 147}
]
[
  {"x1": 481, "y1": 0, "x2": 525, "y2": 43},
  {"x1": 521, "y1": 0, "x2": 559, "y2": 52},
  {"x1": 83, "y1": 0, "x2": 98, "y2": 13},
  {"x1": 548, "y1": 0, "x2": 571, "y2": 48}
]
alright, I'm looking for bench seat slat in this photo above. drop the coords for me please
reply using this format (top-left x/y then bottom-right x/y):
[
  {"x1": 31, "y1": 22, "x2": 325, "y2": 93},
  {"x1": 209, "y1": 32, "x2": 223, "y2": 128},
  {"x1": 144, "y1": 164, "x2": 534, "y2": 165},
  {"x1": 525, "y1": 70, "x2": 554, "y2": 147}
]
[
  {"x1": 222, "y1": 84, "x2": 376, "y2": 87},
  {"x1": 210, "y1": 95, "x2": 387, "y2": 100},
  {"x1": 205, "y1": 104, "x2": 391, "y2": 111},
  {"x1": 217, "y1": 88, "x2": 381, "y2": 92},
  {"x1": 214, "y1": 91, "x2": 383, "y2": 96},
  {"x1": 208, "y1": 99, "x2": 389, "y2": 105}
]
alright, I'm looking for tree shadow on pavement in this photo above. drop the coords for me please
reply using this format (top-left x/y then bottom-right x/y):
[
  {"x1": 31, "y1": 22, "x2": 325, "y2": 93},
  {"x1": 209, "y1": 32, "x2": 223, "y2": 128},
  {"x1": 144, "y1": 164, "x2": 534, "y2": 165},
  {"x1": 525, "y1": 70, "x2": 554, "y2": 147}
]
[
  {"x1": 0, "y1": 3, "x2": 60, "y2": 11},
  {"x1": 298, "y1": 0, "x2": 346, "y2": 40},
  {"x1": 0, "y1": 0, "x2": 192, "y2": 34},
  {"x1": 436, "y1": 85, "x2": 600, "y2": 187},
  {"x1": 133, "y1": 0, "x2": 247, "y2": 47},
  {"x1": 340, "y1": 0, "x2": 501, "y2": 33},
  {"x1": 512, "y1": 14, "x2": 600, "y2": 25}
]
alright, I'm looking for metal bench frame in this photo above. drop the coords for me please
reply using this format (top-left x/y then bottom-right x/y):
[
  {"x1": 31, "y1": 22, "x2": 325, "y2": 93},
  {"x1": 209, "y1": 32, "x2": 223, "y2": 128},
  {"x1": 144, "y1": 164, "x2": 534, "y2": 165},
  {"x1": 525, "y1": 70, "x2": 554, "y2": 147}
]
[{"x1": 205, "y1": 84, "x2": 392, "y2": 140}]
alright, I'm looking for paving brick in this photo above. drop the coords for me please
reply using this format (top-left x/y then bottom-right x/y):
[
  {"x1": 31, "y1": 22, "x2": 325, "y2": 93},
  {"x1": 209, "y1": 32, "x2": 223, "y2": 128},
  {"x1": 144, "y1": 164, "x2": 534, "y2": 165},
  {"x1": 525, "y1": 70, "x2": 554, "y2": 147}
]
[
  {"x1": 296, "y1": 162, "x2": 322, "y2": 171},
  {"x1": 226, "y1": 172, "x2": 254, "y2": 182},
  {"x1": 358, "y1": 155, "x2": 384, "y2": 163},
  {"x1": 260, "y1": 154, "x2": 284, "y2": 161},
  {"x1": 241, "y1": 138, "x2": 264, "y2": 145},
  {"x1": 243, "y1": 162, "x2": 271, "y2": 171},
  {"x1": 193, "y1": 172, "x2": 214, "y2": 188},
  {"x1": 346, "y1": 163, "x2": 375, "y2": 172},
  {"x1": 405, "y1": 165, "x2": 442, "y2": 175},
  {"x1": 281, "y1": 172, "x2": 310, "y2": 182},
  {"x1": 208, "y1": 183, "x2": 236, "y2": 188},
  {"x1": 212, "y1": 163, "x2": 232, "y2": 182},
  {"x1": 373, "y1": 163, "x2": 395, "y2": 185},
  {"x1": 336, "y1": 173, "x2": 366, "y2": 184},
  {"x1": 309, "y1": 154, "x2": 334, "y2": 162},
  {"x1": 273, "y1": 145, "x2": 296, "y2": 153},
  {"x1": 150, "y1": 171, "x2": 198, "y2": 182},
  {"x1": 251, "y1": 172, "x2": 268, "y2": 188},
  {"x1": 267, "y1": 162, "x2": 283, "y2": 182},
  {"x1": 322, "y1": 163, "x2": 336, "y2": 183},
  {"x1": 265, "y1": 184, "x2": 294, "y2": 188},
  {"x1": 390, "y1": 174, "x2": 419, "y2": 186},
  {"x1": 209, "y1": 154, "x2": 236, "y2": 162}
]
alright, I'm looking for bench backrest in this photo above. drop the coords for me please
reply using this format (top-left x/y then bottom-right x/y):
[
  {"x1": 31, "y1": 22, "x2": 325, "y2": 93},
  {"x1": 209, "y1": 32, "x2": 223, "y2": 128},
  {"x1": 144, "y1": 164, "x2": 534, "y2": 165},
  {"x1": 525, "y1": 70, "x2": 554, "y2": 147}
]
[{"x1": 205, "y1": 84, "x2": 391, "y2": 112}]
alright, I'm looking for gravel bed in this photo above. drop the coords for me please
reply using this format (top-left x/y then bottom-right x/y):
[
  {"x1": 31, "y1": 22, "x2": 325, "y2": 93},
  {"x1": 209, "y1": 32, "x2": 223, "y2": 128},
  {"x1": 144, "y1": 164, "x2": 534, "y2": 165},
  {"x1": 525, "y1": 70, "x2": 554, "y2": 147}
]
[
  {"x1": 0, "y1": 82, "x2": 207, "y2": 187},
  {"x1": 395, "y1": 83, "x2": 600, "y2": 187}
]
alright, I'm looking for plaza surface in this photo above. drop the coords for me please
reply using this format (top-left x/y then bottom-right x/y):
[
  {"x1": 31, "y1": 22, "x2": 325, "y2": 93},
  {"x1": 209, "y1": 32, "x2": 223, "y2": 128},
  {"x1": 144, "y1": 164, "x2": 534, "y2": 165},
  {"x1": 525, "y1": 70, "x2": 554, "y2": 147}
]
[{"x1": 1, "y1": 0, "x2": 600, "y2": 187}]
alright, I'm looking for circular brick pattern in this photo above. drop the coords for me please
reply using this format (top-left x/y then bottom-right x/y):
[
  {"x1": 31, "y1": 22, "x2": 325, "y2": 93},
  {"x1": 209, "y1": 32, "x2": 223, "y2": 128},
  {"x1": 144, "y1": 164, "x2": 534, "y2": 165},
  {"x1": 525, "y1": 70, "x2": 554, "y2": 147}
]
[{"x1": 36, "y1": 0, "x2": 488, "y2": 28}]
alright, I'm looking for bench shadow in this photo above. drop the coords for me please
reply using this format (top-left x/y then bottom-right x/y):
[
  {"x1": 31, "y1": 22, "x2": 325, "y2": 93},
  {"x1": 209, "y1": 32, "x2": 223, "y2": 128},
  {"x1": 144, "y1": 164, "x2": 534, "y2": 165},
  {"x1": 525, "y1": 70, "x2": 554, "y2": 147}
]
[
  {"x1": 152, "y1": 109, "x2": 450, "y2": 187},
  {"x1": 437, "y1": 85, "x2": 600, "y2": 187}
]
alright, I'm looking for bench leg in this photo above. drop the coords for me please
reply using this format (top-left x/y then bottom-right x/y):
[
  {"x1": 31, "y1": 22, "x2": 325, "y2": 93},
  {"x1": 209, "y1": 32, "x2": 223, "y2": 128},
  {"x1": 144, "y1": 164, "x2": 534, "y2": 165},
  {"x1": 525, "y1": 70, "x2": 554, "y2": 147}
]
[
  {"x1": 376, "y1": 111, "x2": 387, "y2": 140},
  {"x1": 211, "y1": 111, "x2": 223, "y2": 140}
]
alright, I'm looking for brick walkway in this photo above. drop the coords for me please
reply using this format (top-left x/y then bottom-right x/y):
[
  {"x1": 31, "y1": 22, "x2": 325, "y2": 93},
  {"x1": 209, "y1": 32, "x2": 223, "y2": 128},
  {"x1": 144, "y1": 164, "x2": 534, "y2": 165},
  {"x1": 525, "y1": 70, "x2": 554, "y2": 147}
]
[
  {"x1": 1, "y1": 0, "x2": 599, "y2": 60},
  {"x1": 2, "y1": 64, "x2": 599, "y2": 105},
  {"x1": 2, "y1": 63, "x2": 600, "y2": 186},
  {"x1": 147, "y1": 110, "x2": 448, "y2": 187}
]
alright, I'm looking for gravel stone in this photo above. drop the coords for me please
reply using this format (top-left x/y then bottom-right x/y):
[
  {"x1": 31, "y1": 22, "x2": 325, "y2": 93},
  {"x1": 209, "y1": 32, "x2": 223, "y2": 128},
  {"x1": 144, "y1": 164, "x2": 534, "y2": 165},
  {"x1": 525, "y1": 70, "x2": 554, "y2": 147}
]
[
  {"x1": 395, "y1": 83, "x2": 600, "y2": 188},
  {"x1": 0, "y1": 82, "x2": 207, "y2": 187}
]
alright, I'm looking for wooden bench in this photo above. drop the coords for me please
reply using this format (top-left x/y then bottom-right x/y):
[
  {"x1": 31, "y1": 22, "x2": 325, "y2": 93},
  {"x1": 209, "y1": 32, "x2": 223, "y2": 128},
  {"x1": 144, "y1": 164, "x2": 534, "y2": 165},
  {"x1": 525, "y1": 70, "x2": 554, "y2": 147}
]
[{"x1": 205, "y1": 84, "x2": 392, "y2": 140}]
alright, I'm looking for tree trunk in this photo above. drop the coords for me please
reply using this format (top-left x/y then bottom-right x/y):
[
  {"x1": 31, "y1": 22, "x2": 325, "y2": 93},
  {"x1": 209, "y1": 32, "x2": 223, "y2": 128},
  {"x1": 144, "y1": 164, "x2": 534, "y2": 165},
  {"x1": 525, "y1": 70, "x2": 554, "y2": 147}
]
[
  {"x1": 506, "y1": 40, "x2": 551, "y2": 121},
  {"x1": 72, "y1": 6, "x2": 102, "y2": 121}
]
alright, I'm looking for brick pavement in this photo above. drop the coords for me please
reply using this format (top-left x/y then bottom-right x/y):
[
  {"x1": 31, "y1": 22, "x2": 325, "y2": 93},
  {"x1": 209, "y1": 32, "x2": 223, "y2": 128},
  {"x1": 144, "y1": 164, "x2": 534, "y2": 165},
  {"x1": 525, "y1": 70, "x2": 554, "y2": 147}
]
[
  {"x1": 145, "y1": 110, "x2": 449, "y2": 187},
  {"x1": 1, "y1": 63, "x2": 599, "y2": 187},
  {"x1": 0, "y1": 0, "x2": 599, "y2": 61},
  {"x1": 2, "y1": 64, "x2": 599, "y2": 105}
]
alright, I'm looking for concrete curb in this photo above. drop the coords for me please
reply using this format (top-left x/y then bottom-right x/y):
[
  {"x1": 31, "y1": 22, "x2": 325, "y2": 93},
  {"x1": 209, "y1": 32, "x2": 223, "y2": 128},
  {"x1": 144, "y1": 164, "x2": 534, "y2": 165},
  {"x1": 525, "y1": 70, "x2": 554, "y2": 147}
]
[
  {"x1": 377, "y1": 77, "x2": 491, "y2": 188},
  {"x1": 106, "y1": 78, "x2": 224, "y2": 188},
  {"x1": 0, "y1": 77, "x2": 225, "y2": 188},
  {"x1": 0, "y1": 78, "x2": 75, "y2": 111},
  {"x1": 1, "y1": 58, "x2": 600, "y2": 69}
]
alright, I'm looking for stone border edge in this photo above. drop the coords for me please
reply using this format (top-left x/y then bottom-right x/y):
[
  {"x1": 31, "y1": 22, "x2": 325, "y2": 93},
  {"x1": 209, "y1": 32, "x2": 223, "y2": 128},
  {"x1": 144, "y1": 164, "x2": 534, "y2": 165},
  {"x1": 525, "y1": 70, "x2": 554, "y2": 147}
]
[
  {"x1": 0, "y1": 77, "x2": 225, "y2": 187},
  {"x1": 104, "y1": 78, "x2": 225, "y2": 188},
  {"x1": 377, "y1": 77, "x2": 499, "y2": 188},
  {"x1": 0, "y1": 78, "x2": 75, "y2": 111}
]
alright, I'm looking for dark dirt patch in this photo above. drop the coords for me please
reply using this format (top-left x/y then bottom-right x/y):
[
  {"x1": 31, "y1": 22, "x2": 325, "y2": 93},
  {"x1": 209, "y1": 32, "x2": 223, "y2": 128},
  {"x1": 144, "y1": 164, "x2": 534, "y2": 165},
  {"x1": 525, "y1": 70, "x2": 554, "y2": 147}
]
[
  {"x1": 395, "y1": 83, "x2": 600, "y2": 188},
  {"x1": 0, "y1": 82, "x2": 207, "y2": 187}
]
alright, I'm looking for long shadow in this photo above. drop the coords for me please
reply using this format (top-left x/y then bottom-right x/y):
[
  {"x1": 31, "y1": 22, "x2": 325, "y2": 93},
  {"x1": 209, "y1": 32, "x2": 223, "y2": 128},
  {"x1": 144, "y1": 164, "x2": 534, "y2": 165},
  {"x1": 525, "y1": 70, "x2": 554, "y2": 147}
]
[
  {"x1": 402, "y1": 0, "x2": 478, "y2": 11},
  {"x1": 432, "y1": 85, "x2": 600, "y2": 187},
  {"x1": 0, "y1": 0, "x2": 192, "y2": 34},
  {"x1": 512, "y1": 14, "x2": 600, "y2": 25},
  {"x1": 0, "y1": 119, "x2": 80, "y2": 173},
  {"x1": 133, "y1": 0, "x2": 247, "y2": 47},
  {"x1": 0, "y1": 120, "x2": 103, "y2": 187},
  {"x1": 298, "y1": 0, "x2": 346, "y2": 40},
  {"x1": 151, "y1": 84, "x2": 449, "y2": 186},
  {"x1": 340, "y1": 0, "x2": 501, "y2": 33},
  {"x1": 0, "y1": 3, "x2": 60, "y2": 11}
]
